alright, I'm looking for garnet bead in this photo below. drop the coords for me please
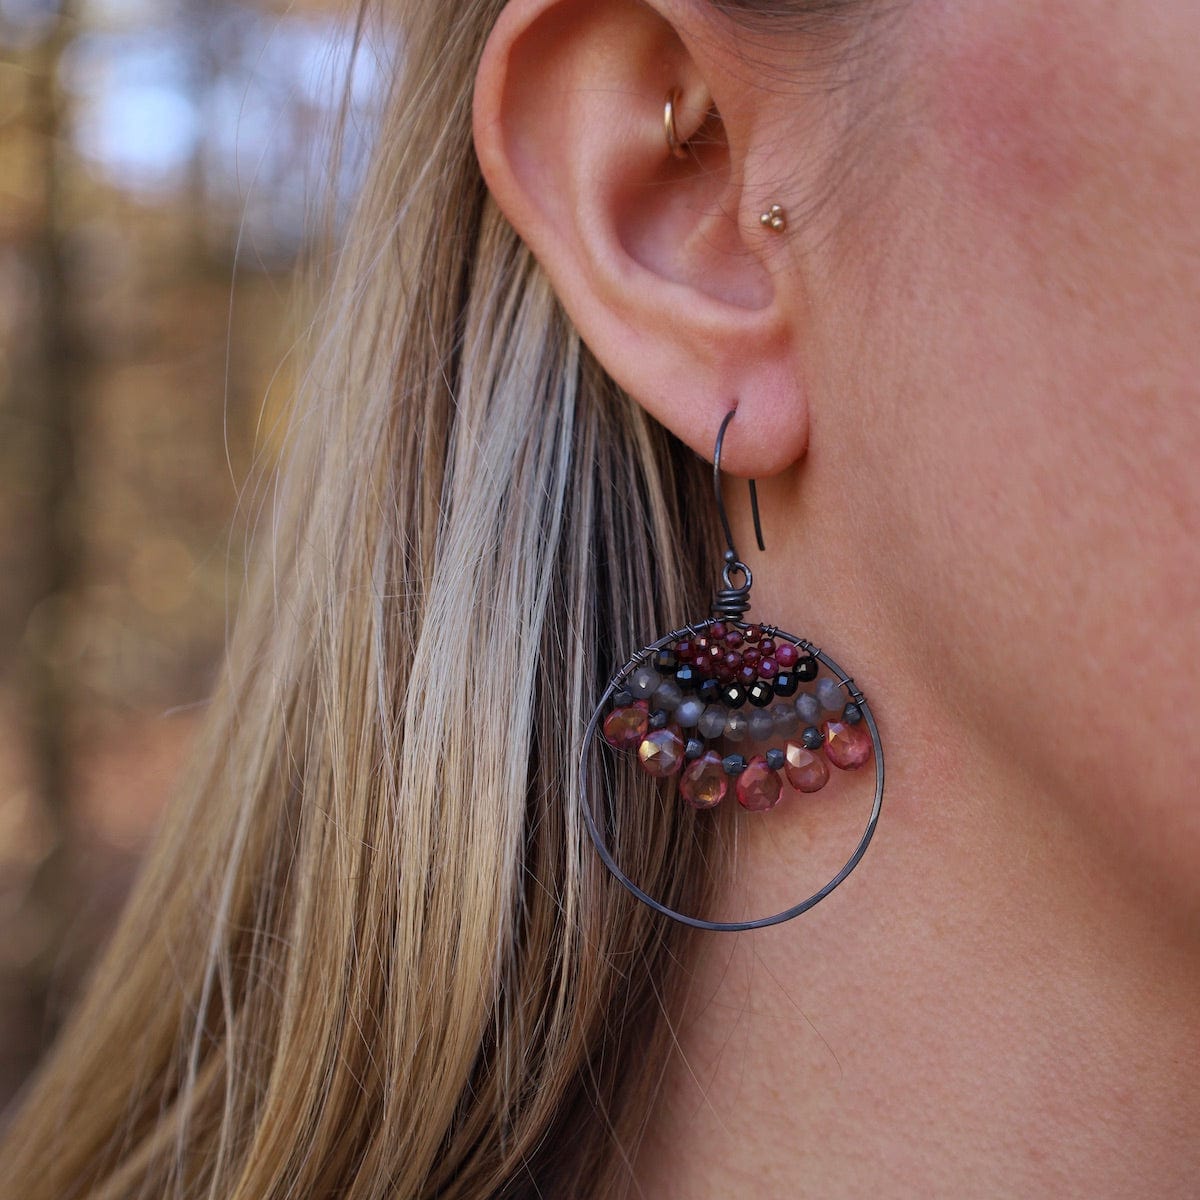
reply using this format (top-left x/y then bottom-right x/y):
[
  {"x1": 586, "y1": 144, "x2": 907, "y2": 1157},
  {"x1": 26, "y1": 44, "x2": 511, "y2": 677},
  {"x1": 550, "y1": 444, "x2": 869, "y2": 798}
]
[
  {"x1": 775, "y1": 642, "x2": 799, "y2": 669},
  {"x1": 737, "y1": 663, "x2": 758, "y2": 687},
  {"x1": 723, "y1": 628, "x2": 744, "y2": 648},
  {"x1": 743, "y1": 647, "x2": 761, "y2": 668},
  {"x1": 681, "y1": 751, "x2": 728, "y2": 809},
  {"x1": 824, "y1": 719, "x2": 873, "y2": 770},
  {"x1": 638, "y1": 726, "x2": 686, "y2": 777},
  {"x1": 675, "y1": 640, "x2": 697, "y2": 662},
  {"x1": 736, "y1": 755, "x2": 782, "y2": 812},
  {"x1": 758, "y1": 638, "x2": 777, "y2": 657},
  {"x1": 603, "y1": 702, "x2": 649, "y2": 749},
  {"x1": 758, "y1": 656, "x2": 779, "y2": 680}
]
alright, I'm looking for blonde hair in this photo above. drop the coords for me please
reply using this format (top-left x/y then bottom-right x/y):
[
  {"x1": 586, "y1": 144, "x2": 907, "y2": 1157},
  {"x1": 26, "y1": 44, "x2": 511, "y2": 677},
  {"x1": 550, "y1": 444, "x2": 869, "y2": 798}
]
[{"x1": 0, "y1": 1, "x2": 723, "y2": 1195}]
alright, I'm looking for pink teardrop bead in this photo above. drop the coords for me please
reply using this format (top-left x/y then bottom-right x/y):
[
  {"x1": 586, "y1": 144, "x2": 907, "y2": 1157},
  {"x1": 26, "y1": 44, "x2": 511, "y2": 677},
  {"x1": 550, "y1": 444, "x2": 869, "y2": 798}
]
[
  {"x1": 824, "y1": 718, "x2": 873, "y2": 770},
  {"x1": 784, "y1": 741, "x2": 830, "y2": 792},
  {"x1": 680, "y1": 751, "x2": 728, "y2": 809},
  {"x1": 638, "y1": 726, "x2": 686, "y2": 777},
  {"x1": 736, "y1": 755, "x2": 782, "y2": 812},
  {"x1": 602, "y1": 701, "x2": 649, "y2": 750}
]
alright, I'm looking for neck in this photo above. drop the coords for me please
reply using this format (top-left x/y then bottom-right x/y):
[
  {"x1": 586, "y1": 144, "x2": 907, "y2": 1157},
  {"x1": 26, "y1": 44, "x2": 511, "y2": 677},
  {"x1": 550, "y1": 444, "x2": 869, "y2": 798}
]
[{"x1": 632, "y1": 631, "x2": 1200, "y2": 1197}]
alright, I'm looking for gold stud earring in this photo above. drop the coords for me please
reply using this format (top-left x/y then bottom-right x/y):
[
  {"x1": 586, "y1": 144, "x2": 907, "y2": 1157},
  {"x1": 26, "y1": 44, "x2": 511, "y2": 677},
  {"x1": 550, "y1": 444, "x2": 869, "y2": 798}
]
[{"x1": 760, "y1": 204, "x2": 787, "y2": 232}]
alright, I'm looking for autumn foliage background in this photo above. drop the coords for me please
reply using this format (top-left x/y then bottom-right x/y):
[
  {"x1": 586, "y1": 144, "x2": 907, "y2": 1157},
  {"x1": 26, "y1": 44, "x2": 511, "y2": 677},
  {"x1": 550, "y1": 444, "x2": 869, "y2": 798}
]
[{"x1": 0, "y1": 0, "x2": 372, "y2": 1109}]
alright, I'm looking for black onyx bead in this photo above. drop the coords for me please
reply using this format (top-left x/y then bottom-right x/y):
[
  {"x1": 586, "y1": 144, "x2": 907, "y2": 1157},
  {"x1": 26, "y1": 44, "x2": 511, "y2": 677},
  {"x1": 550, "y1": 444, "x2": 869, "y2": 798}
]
[
  {"x1": 685, "y1": 737, "x2": 706, "y2": 762},
  {"x1": 772, "y1": 672, "x2": 799, "y2": 698},
  {"x1": 843, "y1": 702, "x2": 863, "y2": 725},
  {"x1": 801, "y1": 725, "x2": 824, "y2": 751},
  {"x1": 654, "y1": 648, "x2": 678, "y2": 673},
  {"x1": 722, "y1": 753, "x2": 747, "y2": 776},
  {"x1": 674, "y1": 663, "x2": 699, "y2": 691},
  {"x1": 795, "y1": 654, "x2": 819, "y2": 682},
  {"x1": 765, "y1": 747, "x2": 786, "y2": 771},
  {"x1": 611, "y1": 688, "x2": 633, "y2": 709},
  {"x1": 698, "y1": 678, "x2": 723, "y2": 704},
  {"x1": 747, "y1": 680, "x2": 774, "y2": 708},
  {"x1": 649, "y1": 709, "x2": 670, "y2": 731},
  {"x1": 720, "y1": 683, "x2": 747, "y2": 709}
]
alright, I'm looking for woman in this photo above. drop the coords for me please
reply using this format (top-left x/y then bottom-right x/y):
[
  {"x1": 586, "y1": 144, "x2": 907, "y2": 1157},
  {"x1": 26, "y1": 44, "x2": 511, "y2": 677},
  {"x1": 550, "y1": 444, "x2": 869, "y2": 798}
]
[{"x1": 3, "y1": 0, "x2": 1197, "y2": 1195}]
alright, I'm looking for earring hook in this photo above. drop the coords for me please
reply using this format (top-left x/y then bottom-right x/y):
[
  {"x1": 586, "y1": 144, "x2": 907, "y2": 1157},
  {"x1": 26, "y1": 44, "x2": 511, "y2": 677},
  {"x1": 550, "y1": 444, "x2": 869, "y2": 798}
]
[{"x1": 713, "y1": 408, "x2": 766, "y2": 562}]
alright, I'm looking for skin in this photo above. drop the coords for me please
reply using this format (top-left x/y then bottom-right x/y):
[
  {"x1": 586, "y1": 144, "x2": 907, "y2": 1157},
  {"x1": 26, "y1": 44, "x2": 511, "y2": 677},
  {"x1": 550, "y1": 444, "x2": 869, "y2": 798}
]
[{"x1": 473, "y1": 1, "x2": 1200, "y2": 1195}]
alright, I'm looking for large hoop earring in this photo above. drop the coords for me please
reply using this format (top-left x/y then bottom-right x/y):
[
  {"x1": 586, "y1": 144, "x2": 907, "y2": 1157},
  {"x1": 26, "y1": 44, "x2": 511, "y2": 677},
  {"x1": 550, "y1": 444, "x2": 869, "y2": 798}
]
[{"x1": 578, "y1": 408, "x2": 885, "y2": 932}]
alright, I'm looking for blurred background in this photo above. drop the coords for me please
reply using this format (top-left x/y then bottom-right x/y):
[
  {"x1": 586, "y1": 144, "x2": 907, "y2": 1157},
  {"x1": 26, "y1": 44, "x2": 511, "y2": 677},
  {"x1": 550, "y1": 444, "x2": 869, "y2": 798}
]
[{"x1": 0, "y1": 0, "x2": 375, "y2": 1109}]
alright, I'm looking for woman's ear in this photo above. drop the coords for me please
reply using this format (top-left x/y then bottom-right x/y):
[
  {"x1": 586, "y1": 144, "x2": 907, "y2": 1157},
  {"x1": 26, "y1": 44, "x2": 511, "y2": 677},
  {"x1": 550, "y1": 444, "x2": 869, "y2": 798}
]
[{"x1": 472, "y1": 0, "x2": 807, "y2": 475}]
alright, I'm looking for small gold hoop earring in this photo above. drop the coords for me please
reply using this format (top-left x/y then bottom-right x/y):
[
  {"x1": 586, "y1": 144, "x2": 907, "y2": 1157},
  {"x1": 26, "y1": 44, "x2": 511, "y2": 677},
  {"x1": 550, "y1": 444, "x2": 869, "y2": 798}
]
[{"x1": 664, "y1": 89, "x2": 689, "y2": 160}]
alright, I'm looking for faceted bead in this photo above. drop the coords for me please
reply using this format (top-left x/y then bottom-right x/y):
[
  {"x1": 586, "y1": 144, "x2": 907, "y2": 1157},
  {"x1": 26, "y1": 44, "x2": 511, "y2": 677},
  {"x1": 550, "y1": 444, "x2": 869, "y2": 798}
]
[
  {"x1": 603, "y1": 702, "x2": 649, "y2": 749},
  {"x1": 680, "y1": 751, "x2": 728, "y2": 809},
  {"x1": 638, "y1": 726, "x2": 686, "y2": 777},
  {"x1": 747, "y1": 680, "x2": 774, "y2": 708},
  {"x1": 758, "y1": 656, "x2": 779, "y2": 680},
  {"x1": 654, "y1": 648, "x2": 678, "y2": 673},
  {"x1": 630, "y1": 665, "x2": 662, "y2": 699},
  {"x1": 743, "y1": 647, "x2": 761, "y2": 667},
  {"x1": 611, "y1": 688, "x2": 633, "y2": 708},
  {"x1": 775, "y1": 642, "x2": 799, "y2": 669},
  {"x1": 737, "y1": 664, "x2": 758, "y2": 687},
  {"x1": 674, "y1": 663, "x2": 699, "y2": 691},
  {"x1": 721, "y1": 683, "x2": 747, "y2": 709},
  {"x1": 843, "y1": 701, "x2": 863, "y2": 725},
  {"x1": 748, "y1": 707, "x2": 776, "y2": 742},
  {"x1": 675, "y1": 697, "x2": 706, "y2": 729},
  {"x1": 708, "y1": 622, "x2": 728, "y2": 640},
  {"x1": 795, "y1": 691, "x2": 821, "y2": 725},
  {"x1": 773, "y1": 703, "x2": 801, "y2": 739},
  {"x1": 784, "y1": 741, "x2": 830, "y2": 792},
  {"x1": 698, "y1": 678, "x2": 723, "y2": 704},
  {"x1": 652, "y1": 678, "x2": 684, "y2": 712},
  {"x1": 723, "y1": 628, "x2": 744, "y2": 648},
  {"x1": 765, "y1": 747, "x2": 786, "y2": 771},
  {"x1": 675, "y1": 639, "x2": 697, "y2": 663},
  {"x1": 772, "y1": 671, "x2": 799, "y2": 698},
  {"x1": 649, "y1": 709, "x2": 670, "y2": 731},
  {"x1": 824, "y1": 719, "x2": 873, "y2": 770},
  {"x1": 722, "y1": 753, "x2": 747, "y2": 775},
  {"x1": 742, "y1": 624, "x2": 762, "y2": 642},
  {"x1": 724, "y1": 710, "x2": 750, "y2": 742},
  {"x1": 718, "y1": 652, "x2": 742, "y2": 683},
  {"x1": 801, "y1": 725, "x2": 824, "y2": 751},
  {"x1": 698, "y1": 705, "x2": 726, "y2": 739},
  {"x1": 795, "y1": 654, "x2": 819, "y2": 682},
  {"x1": 684, "y1": 737, "x2": 706, "y2": 762},
  {"x1": 737, "y1": 755, "x2": 783, "y2": 812},
  {"x1": 759, "y1": 638, "x2": 777, "y2": 657},
  {"x1": 816, "y1": 676, "x2": 845, "y2": 714}
]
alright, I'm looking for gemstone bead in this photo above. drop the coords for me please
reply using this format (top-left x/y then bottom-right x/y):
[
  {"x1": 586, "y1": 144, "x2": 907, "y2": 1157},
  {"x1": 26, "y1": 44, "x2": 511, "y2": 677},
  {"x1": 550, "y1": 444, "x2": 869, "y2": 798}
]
[
  {"x1": 675, "y1": 697, "x2": 705, "y2": 728},
  {"x1": 742, "y1": 624, "x2": 762, "y2": 642},
  {"x1": 801, "y1": 725, "x2": 824, "y2": 751},
  {"x1": 721, "y1": 683, "x2": 747, "y2": 709},
  {"x1": 784, "y1": 741, "x2": 830, "y2": 792},
  {"x1": 719, "y1": 651, "x2": 742, "y2": 681},
  {"x1": 709, "y1": 622, "x2": 728, "y2": 640},
  {"x1": 698, "y1": 678, "x2": 723, "y2": 704},
  {"x1": 722, "y1": 753, "x2": 747, "y2": 775},
  {"x1": 759, "y1": 638, "x2": 777, "y2": 657},
  {"x1": 743, "y1": 647, "x2": 761, "y2": 667},
  {"x1": 772, "y1": 671, "x2": 799, "y2": 698},
  {"x1": 630, "y1": 665, "x2": 662, "y2": 699},
  {"x1": 638, "y1": 726, "x2": 685, "y2": 777},
  {"x1": 674, "y1": 663, "x2": 699, "y2": 691},
  {"x1": 773, "y1": 703, "x2": 801, "y2": 739},
  {"x1": 698, "y1": 705, "x2": 726, "y2": 739},
  {"x1": 654, "y1": 648, "x2": 678, "y2": 673},
  {"x1": 843, "y1": 701, "x2": 863, "y2": 725},
  {"x1": 737, "y1": 664, "x2": 758, "y2": 687},
  {"x1": 680, "y1": 751, "x2": 728, "y2": 809},
  {"x1": 748, "y1": 708, "x2": 775, "y2": 742},
  {"x1": 816, "y1": 676, "x2": 845, "y2": 713},
  {"x1": 758, "y1": 657, "x2": 779, "y2": 680},
  {"x1": 603, "y1": 702, "x2": 649, "y2": 749},
  {"x1": 675, "y1": 639, "x2": 697, "y2": 663},
  {"x1": 649, "y1": 708, "x2": 669, "y2": 731},
  {"x1": 612, "y1": 688, "x2": 633, "y2": 708},
  {"x1": 775, "y1": 642, "x2": 799, "y2": 669},
  {"x1": 723, "y1": 628, "x2": 744, "y2": 648},
  {"x1": 795, "y1": 691, "x2": 821, "y2": 725},
  {"x1": 724, "y1": 710, "x2": 749, "y2": 742},
  {"x1": 684, "y1": 737, "x2": 706, "y2": 762},
  {"x1": 765, "y1": 747, "x2": 786, "y2": 771},
  {"x1": 795, "y1": 654, "x2": 818, "y2": 682},
  {"x1": 824, "y1": 719, "x2": 873, "y2": 770},
  {"x1": 652, "y1": 678, "x2": 683, "y2": 712},
  {"x1": 737, "y1": 755, "x2": 783, "y2": 812},
  {"x1": 747, "y1": 680, "x2": 774, "y2": 708}
]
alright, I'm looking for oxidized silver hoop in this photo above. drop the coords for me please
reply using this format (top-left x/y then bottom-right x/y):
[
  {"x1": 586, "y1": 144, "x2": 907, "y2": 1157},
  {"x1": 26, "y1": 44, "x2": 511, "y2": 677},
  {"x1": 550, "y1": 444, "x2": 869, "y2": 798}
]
[{"x1": 578, "y1": 410, "x2": 885, "y2": 932}]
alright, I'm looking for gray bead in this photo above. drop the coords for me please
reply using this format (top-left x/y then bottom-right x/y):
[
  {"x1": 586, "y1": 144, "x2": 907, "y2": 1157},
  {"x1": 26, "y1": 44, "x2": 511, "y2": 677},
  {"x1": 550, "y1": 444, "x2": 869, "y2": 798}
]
[
  {"x1": 629, "y1": 665, "x2": 662, "y2": 700},
  {"x1": 773, "y1": 704, "x2": 801, "y2": 739},
  {"x1": 748, "y1": 708, "x2": 775, "y2": 742},
  {"x1": 801, "y1": 724, "x2": 824, "y2": 751},
  {"x1": 765, "y1": 747, "x2": 786, "y2": 771},
  {"x1": 652, "y1": 678, "x2": 684, "y2": 712},
  {"x1": 675, "y1": 697, "x2": 705, "y2": 729},
  {"x1": 816, "y1": 676, "x2": 844, "y2": 713},
  {"x1": 795, "y1": 691, "x2": 821, "y2": 725},
  {"x1": 698, "y1": 705, "x2": 726, "y2": 739},
  {"x1": 724, "y1": 710, "x2": 749, "y2": 743}
]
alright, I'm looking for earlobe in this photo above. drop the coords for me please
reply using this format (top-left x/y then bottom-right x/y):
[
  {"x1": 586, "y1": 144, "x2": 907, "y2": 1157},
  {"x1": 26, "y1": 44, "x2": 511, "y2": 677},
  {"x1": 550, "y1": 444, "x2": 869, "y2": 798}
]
[{"x1": 472, "y1": 0, "x2": 807, "y2": 476}]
